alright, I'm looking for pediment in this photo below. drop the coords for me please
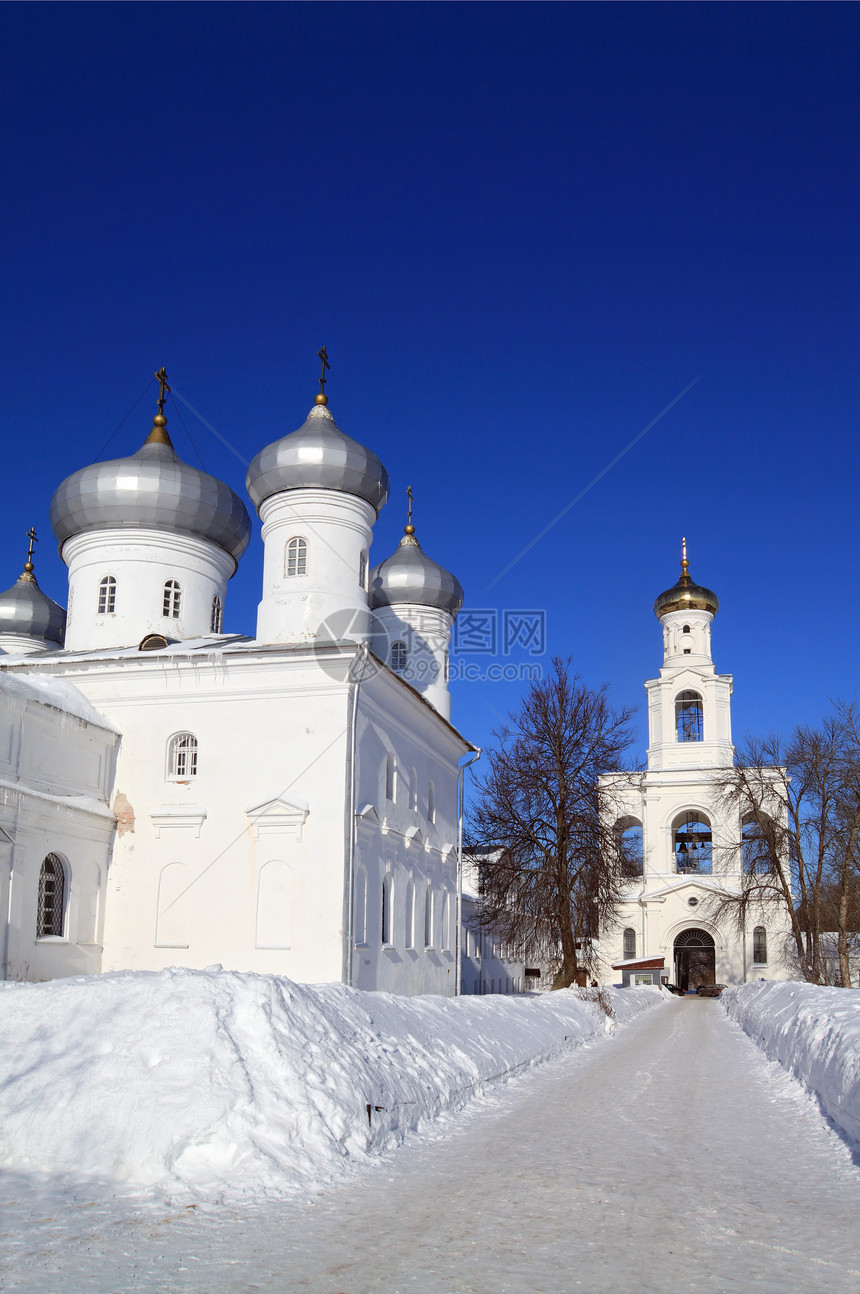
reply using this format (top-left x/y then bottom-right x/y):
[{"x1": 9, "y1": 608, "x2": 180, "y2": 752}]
[
  {"x1": 246, "y1": 792, "x2": 308, "y2": 841},
  {"x1": 405, "y1": 826, "x2": 425, "y2": 849}
]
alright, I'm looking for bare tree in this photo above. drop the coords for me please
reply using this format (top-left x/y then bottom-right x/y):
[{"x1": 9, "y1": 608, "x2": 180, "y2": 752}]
[
  {"x1": 468, "y1": 658, "x2": 637, "y2": 988},
  {"x1": 708, "y1": 701, "x2": 860, "y2": 986}
]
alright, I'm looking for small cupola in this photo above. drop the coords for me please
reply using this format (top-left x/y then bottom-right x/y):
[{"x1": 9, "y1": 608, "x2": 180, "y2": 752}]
[
  {"x1": 369, "y1": 488, "x2": 463, "y2": 721},
  {"x1": 0, "y1": 528, "x2": 66, "y2": 654}
]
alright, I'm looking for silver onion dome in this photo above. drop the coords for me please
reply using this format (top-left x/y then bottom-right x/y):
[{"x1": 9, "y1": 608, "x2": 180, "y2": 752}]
[
  {"x1": 0, "y1": 567, "x2": 66, "y2": 646},
  {"x1": 50, "y1": 412, "x2": 251, "y2": 564},
  {"x1": 654, "y1": 539, "x2": 719, "y2": 618},
  {"x1": 246, "y1": 396, "x2": 389, "y2": 515},
  {"x1": 370, "y1": 527, "x2": 464, "y2": 617}
]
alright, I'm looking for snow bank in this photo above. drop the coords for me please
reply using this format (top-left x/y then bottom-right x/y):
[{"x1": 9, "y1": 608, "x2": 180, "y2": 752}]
[
  {"x1": 0, "y1": 970, "x2": 663, "y2": 1202},
  {"x1": 721, "y1": 981, "x2": 860, "y2": 1148}
]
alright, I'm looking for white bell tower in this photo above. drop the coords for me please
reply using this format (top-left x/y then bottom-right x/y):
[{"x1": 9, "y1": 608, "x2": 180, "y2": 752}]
[{"x1": 646, "y1": 539, "x2": 734, "y2": 772}]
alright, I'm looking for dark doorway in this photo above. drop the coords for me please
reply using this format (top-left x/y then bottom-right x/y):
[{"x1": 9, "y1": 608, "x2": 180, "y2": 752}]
[{"x1": 674, "y1": 927, "x2": 715, "y2": 991}]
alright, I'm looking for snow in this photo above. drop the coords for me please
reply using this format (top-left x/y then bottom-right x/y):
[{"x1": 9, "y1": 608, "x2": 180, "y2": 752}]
[
  {"x1": 0, "y1": 968, "x2": 663, "y2": 1203},
  {"x1": 0, "y1": 669, "x2": 117, "y2": 730},
  {"x1": 3, "y1": 994, "x2": 859, "y2": 1294},
  {"x1": 721, "y1": 980, "x2": 860, "y2": 1148}
]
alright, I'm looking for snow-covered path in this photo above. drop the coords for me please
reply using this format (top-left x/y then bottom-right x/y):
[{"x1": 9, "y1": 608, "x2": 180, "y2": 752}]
[{"x1": 3, "y1": 997, "x2": 860, "y2": 1293}]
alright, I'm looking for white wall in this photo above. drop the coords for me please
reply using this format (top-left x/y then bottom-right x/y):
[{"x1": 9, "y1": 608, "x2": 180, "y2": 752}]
[{"x1": 0, "y1": 675, "x2": 117, "y2": 981}]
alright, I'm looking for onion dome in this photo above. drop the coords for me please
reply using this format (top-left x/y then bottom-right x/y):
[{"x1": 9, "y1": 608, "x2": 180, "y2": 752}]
[
  {"x1": 246, "y1": 394, "x2": 389, "y2": 515},
  {"x1": 654, "y1": 539, "x2": 719, "y2": 618},
  {"x1": 49, "y1": 400, "x2": 251, "y2": 565},
  {"x1": 370, "y1": 498, "x2": 464, "y2": 616},
  {"x1": 0, "y1": 541, "x2": 65, "y2": 647}
]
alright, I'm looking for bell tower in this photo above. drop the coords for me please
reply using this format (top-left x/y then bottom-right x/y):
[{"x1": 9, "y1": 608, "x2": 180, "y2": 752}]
[{"x1": 645, "y1": 540, "x2": 734, "y2": 772}]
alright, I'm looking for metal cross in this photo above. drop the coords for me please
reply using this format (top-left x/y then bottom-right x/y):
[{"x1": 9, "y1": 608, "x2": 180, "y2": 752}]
[
  {"x1": 25, "y1": 527, "x2": 37, "y2": 564},
  {"x1": 407, "y1": 485, "x2": 414, "y2": 528},
  {"x1": 154, "y1": 367, "x2": 171, "y2": 415},
  {"x1": 317, "y1": 347, "x2": 330, "y2": 395}
]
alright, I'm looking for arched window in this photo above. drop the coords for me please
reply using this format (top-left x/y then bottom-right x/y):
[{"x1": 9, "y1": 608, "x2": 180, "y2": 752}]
[
  {"x1": 673, "y1": 811, "x2": 712, "y2": 874},
  {"x1": 742, "y1": 816, "x2": 771, "y2": 874},
  {"x1": 286, "y1": 536, "x2": 308, "y2": 577},
  {"x1": 682, "y1": 624, "x2": 691, "y2": 634},
  {"x1": 37, "y1": 854, "x2": 65, "y2": 937},
  {"x1": 381, "y1": 873, "x2": 393, "y2": 945},
  {"x1": 424, "y1": 886, "x2": 434, "y2": 948},
  {"x1": 385, "y1": 755, "x2": 395, "y2": 801},
  {"x1": 623, "y1": 927, "x2": 636, "y2": 960},
  {"x1": 617, "y1": 818, "x2": 644, "y2": 876},
  {"x1": 427, "y1": 780, "x2": 436, "y2": 824},
  {"x1": 210, "y1": 595, "x2": 223, "y2": 634},
  {"x1": 753, "y1": 926, "x2": 767, "y2": 965},
  {"x1": 359, "y1": 551, "x2": 367, "y2": 589},
  {"x1": 441, "y1": 892, "x2": 451, "y2": 952},
  {"x1": 97, "y1": 575, "x2": 116, "y2": 614},
  {"x1": 676, "y1": 690, "x2": 704, "y2": 742},
  {"x1": 405, "y1": 879, "x2": 415, "y2": 948},
  {"x1": 391, "y1": 641, "x2": 407, "y2": 673},
  {"x1": 163, "y1": 580, "x2": 181, "y2": 618},
  {"x1": 354, "y1": 866, "x2": 368, "y2": 945},
  {"x1": 168, "y1": 732, "x2": 198, "y2": 780}
]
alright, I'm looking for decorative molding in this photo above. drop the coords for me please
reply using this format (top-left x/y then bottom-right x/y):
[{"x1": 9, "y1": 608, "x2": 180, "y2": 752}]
[
  {"x1": 150, "y1": 805, "x2": 207, "y2": 838},
  {"x1": 246, "y1": 792, "x2": 308, "y2": 842}
]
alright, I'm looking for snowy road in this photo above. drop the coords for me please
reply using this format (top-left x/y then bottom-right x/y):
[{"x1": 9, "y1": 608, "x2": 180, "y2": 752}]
[{"x1": 2, "y1": 997, "x2": 860, "y2": 1293}]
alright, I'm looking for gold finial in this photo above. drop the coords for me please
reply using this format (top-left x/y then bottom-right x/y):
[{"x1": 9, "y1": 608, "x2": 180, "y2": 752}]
[
  {"x1": 315, "y1": 346, "x2": 330, "y2": 405},
  {"x1": 146, "y1": 368, "x2": 174, "y2": 446},
  {"x1": 21, "y1": 527, "x2": 37, "y2": 581},
  {"x1": 679, "y1": 536, "x2": 691, "y2": 586},
  {"x1": 405, "y1": 484, "x2": 415, "y2": 535}
]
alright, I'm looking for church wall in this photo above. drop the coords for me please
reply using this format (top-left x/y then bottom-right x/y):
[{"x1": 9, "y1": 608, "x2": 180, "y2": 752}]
[
  {"x1": 0, "y1": 679, "x2": 117, "y2": 982},
  {"x1": 22, "y1": 650, "x2": 353, "y2": 983},
  {"x1": 350, "y1": 668, "x2": 470, "y2": 996}
]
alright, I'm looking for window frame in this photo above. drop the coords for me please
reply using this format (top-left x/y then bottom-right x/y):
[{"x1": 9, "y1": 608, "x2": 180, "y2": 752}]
[
  {"x1": 36, "y1": 853, "x2": 66, "y2": 939},
  {"x1": 286, "y1": 536, "x2": 308, "y2": 577},
  {"x1": 391, "y1": 640, "x2": 407, "y2": 674},
  {"x1": 167, "y1": 731, "x2": 198, "y2": 781},
  {"x1": 163, "y1": 579, "x2": 181, "y2": 619},
  {"x1": 97, "y1": 575, "x2": 116, "y2": 615},
  {"x1": 752, "y1": 926, "x2": 768, "y2": 965},
  {"x1": 210, "y1": 595, "x2": 223, "y2": 634},
  {"x1": 381, "y1": 873, "x2": 393, "y2": 947},
  {"x1": 675, "y1": 690, "x2": 704, "y2": 743},
  {"x1": 424, "y1": 885, "x2": 434, "y2": 949}
]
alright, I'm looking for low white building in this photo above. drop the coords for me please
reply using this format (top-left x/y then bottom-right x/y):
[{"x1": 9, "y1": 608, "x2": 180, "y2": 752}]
[
  {"x1": 599, "y1": 545, "x2": 793, "y2": 989},
  {"x1": 460, "y1": 852, "x2": 526, "y2": 995},
  {"x1": 0, "y1": 376, "x2": 475, "y2": 994}
]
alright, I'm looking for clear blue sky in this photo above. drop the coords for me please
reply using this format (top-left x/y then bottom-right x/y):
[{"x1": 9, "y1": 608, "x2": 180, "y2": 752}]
[{"x1": 2, "y1": 2, "x2": 857, "y2": 764}]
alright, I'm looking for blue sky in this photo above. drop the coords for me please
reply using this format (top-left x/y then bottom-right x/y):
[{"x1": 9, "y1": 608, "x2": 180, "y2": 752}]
[{"x1": 2, "y1": 2, "x2": 857, "y2": 764}]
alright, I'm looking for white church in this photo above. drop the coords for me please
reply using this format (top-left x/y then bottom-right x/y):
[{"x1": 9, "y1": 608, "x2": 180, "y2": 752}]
[
  {"x1": 599, "y1": 546, "x2": 792, "y2": 990},
  {"x1": 0, "y1": 371, "x2": 479, "y2": 994},
  {"x1": 0, "y1": 369, "x2": 789, "y2": 994}
]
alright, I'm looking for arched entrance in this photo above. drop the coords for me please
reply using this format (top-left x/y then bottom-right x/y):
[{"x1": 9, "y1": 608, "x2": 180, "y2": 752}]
[{"x1": 674, "y1": 927, "x2": 715, "y2": 991}]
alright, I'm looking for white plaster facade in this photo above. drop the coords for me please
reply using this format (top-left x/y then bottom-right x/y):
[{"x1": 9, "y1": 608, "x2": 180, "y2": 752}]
[
  {"x1": 599, "y1": 558, "x2": 793, "y2": 988},
  {"x1": 0, "y1": 387, "x2": 473, "y2": 995},
  {"x1": 0, "y1": 673, "x2": 118, "y2": 981}
]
